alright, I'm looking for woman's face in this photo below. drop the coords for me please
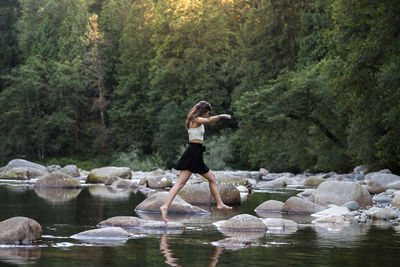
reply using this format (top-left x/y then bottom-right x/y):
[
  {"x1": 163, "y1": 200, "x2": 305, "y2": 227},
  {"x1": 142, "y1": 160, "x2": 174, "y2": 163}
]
[{"x1": 201, "y1": 111, "x2": 210, "y2": 118}]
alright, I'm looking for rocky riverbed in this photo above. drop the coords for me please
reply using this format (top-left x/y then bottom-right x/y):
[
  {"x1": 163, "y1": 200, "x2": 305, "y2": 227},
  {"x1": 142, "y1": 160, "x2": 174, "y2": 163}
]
[{"x1": 1, "y1": 158, "x2": 400, "y2": 248}]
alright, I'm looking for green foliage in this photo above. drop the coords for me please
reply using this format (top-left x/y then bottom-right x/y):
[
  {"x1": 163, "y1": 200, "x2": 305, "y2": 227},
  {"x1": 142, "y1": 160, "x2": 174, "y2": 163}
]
[
  {"x1": 111, "y1": 144, "x2": 165, "y2": 172},
  {"x1": 203, "y1": 132, "x2": 234, "y2": 170}
]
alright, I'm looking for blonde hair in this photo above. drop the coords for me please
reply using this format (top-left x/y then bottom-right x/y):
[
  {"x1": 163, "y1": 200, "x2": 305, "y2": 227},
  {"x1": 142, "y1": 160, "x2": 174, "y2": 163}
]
[{"x1": 185, "y1": 101, "x2": 212, "y2": 129}]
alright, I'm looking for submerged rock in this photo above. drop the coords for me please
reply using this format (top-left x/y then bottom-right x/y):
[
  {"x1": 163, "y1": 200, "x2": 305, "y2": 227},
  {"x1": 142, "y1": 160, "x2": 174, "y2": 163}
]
[
  {"x1": 34, "y1": 172, "x2": 81, "y2": 188},
  {"x1": 254, "y1": 200, "x2": 284, "y2": 212},
  {"x1": 214, "y1": 214, "x2": 267, "y2": 232},
  {"x1": 309, "y1": 181, "x2": 372, "y2": 208},
  {"x1": 134, "y1": 192, "x2": 210, "y2": 215},
  {"x1": 178, "y1": 182, "x2": 240, "y2": 205},
  {"x1": 97, "y1": 216, "x2": 184, "y2": 229},
  {"x1": 211, "y1": 238, "x2": 253, "y2": 249},
  {"x1": 0, "y1": 217, "x2": 42, "y2": 245},
  {"x1": 71, "y1": 227, "x2": 132, "y2": 240},
  {"x1": 261, "y1": 218, "x2": 298, "y2": 229},
  {"x1": 282, "y1": 197, "x2": 325, "y2": 214},
  {"x1": 86, "y1": 167, "x2": 131, "y2": 184}
]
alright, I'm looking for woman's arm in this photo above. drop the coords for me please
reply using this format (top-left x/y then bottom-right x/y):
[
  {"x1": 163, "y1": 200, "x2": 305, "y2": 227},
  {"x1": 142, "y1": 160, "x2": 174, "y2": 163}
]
[{"x1": 195, "y1": 114, "x2": 231, "y2": 125}]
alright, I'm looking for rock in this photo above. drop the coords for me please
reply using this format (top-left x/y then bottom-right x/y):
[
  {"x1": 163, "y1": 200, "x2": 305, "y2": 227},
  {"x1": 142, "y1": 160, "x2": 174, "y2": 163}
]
[
  {"x1": 312, "y1": 215, "x2": 350, "y2": 225},
  {"x1": 178, "y1": 182, "x2": 240, "y2": 205},
  {"x1": 366, "y1": 173, "x2": 400, "y2": 194},
  {"x1": 342, "y1": 201, "x2": 360, "y2": 211},
  {"x1": 98, "y1": 216, "x2": 185, "y2": 229},
  {"x1": 211, "y1": 238, "x2": 253, "y2": 248},
  {"x1": 86, "y1": 167, "x2": 132, "y2": 184},
  {"x1": 261, "y1": 218, "x2": 298, "y2": 229},
  {"x1": 146, "y1": 175, "x2": 173, "y2": 188},
  {"x1": 0, "y1": 217, "x2": 42, "y2": 245},
  {"x1": 309, "y1": 181, "x2": 372, "y2": 208},
  {"x1": 214, "y1": 172, "x2": 251, "y2": 185},
  {"x1": 236, "y1": 185, "x2": 249, "y2": 193},
  {"x1": 47, "y1": 165, "x2": 61, "y2": 173},
  {"x1": 259, "y1": 168, "x2": 269, "y2": 176},
  {"x1": 297, "y1": 189, "x2": 316, "y2": 198},
  {"x1": 346, "y1": 174, "x2": 365, "y2": 181},
  {"x1": 354, "y1": 165, "x2": 368, "y2": 175},
  {"x1": 2, "y1": 159, "x2": 47, "y2": 173},
  {"x1": 282, "y1": 197, "x2": 325, "y2": 214},
  {"x1": 34, "y1": 172, "x2": 81, "y2": 188},
  {"x1": 215, "y1": 214, "x2": 267, "y2": 232},
  {"x1": 0, "y1": 168, "x2": 28, "y2": 180},
  {"x1": 70, "y1": 227, "x2": 132, "y2": 240},
  {"x1": 311, "y1": 206, "x2": 352, "y2": 217},
  {"x1": 363, "y1": 207, "x2": 397, "y2": 220},
  {"x1": 111, "y1": 179, "x2": 137, "y2": 189},
  {"x1": 61, "y1": 165, "x2": 80, "y2": 177},
  {"x1": 392, "y1": 193, "x2": 400, "y2": 208},
  {"x1": 256, "y1": 177, "x2": 287, "y2": 188},
  {"x1": 134, "y1": 192, "x2": 210, "y2": 214},
  {"x1": 365, "y1": 169, "x2": 392, "y2": 180},
  {"x1": 104, "y1": 176, "x2": 120, "y2": 186},
  {"x1": 254, "y1": 200, "x2": 284, "y2": 212},
  {"x1": 304, "y1": 177, "x2": 326, "y2": 187}
]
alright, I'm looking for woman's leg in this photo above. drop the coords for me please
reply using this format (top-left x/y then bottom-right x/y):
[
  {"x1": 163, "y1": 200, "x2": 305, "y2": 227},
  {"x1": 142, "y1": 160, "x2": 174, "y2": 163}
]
[
  {"x1": 201, "y1": 170, "x2": 232, "y2": 210},
  {"x1": 160, "y1": 170, "x2": 192, "y2": 222}
]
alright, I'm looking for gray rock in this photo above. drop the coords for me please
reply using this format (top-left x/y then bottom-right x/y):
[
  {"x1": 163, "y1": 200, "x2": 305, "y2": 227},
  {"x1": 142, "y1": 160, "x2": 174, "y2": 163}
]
[
  {"x1": 354, "y1": 165, "x2": 368, "y2": 175},
  {"x1": 86, "y1": 167, "x2": 132, "y2": 184},
  {"x1": 0, "y1": 217, "x2": 42, "y2": 245},
  {"x1": 178, "y1": 182, "x2": 240, "y2": 205},
  {"x1": 47, "y1": 165, "x2": 61, "y2": 173},
  {"x1": 0, "y1": 168, "x2": 29, "y2": 180},
  {"x1": 111, "y1": 179, "x2": 137, "y2": 189},
  {"x1": 2, "y1": 159, "x2": 47, "y2": 173},
  {"x1": 363, "y1": 207, "x2": 397, "y2": 220},
  {"x1": 309, "y1": 181, "x2": 372, "y2": 208},
  {"x1": 392, "y1": 194, "x2": 400, "y2": 208},
  {"x1": 312, "y1": 215, "x2": 350, "y2": 225},
  {"x1": 261, "y1": 218, "x2": 298, "y2": 229},
  {"x1": 254, "y1": 200, "x2": 284, "y2": 212},
  {"x1": 282, "y1": 197, "x2": 325, "y2": 214},
  {"x1": 215, "y1": 214, "x2": 267, "y2": 232},
  {"x1": 146, "y1": 175, "x2": 173, "y2": 188},
  {"x1": 256, "y1": 177, "x2": 287, "y2": 188},
  {"x1": 71, "y1": 227, "x2": 132, "y2": 240},
  {"x1": 98, "y1": 216, "x2": 185, "y2": 229},
  {"x1": 346, "y1": 174, "x2": 365, "y2": 181},
  {"x1": 34, "y1": 172, "x2": 81, "y2": 188},
  {"x1": 259, "y1": 168, "x2": 270, "y2": 176},
  {"x1": 304, "y1": 177, "x2": 326, "y2": 187},
  {"x1": 342, "y1": 201, "x2": 360, "y2": 211},
  {"x1": 134, "y1": 192, "x2": 210, "y2": 214},
  {"x1": 366, "y1": 173, "x2": 400, "y2": 194},
  {"x1": 104, "y1": 176, "x2": 120, "y2": 186},
  {"x1": 297, "y1": 189, "x2": 316, "y2": 198},
  {"x1": 61, "y1": 165, "x2": 80, "y2": 177}
]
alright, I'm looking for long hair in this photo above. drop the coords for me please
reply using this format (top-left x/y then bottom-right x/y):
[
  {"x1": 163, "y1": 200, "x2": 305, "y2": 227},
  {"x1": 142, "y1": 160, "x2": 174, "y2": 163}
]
[{"x1": 185, "y1": 101, "x2": 212, "y2": 129}]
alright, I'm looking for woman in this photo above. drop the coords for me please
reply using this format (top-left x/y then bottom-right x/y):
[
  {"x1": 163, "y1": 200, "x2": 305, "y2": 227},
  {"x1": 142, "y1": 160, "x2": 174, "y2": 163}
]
[{"x1": 160, "y1": 101, "x2": 232, "y2": 222}]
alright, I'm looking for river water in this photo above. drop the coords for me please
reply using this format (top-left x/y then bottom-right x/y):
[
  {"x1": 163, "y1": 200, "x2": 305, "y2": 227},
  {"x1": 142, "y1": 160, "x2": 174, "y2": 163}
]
[{"x1": 1, "y1": 181, "x2": 400, "y2": 266}]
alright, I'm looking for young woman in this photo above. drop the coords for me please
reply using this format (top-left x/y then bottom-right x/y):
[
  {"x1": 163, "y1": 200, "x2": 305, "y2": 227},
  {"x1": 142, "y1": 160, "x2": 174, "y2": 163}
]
[{"x1": 160, "y1": 101, "x2": 232, "y2": 222}]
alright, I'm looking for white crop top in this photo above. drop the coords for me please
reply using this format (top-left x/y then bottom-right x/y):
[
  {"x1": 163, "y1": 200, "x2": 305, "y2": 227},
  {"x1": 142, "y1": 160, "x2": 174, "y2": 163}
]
[{"x1": 188, "y1": 124, "x2": 205, "y2": 141}]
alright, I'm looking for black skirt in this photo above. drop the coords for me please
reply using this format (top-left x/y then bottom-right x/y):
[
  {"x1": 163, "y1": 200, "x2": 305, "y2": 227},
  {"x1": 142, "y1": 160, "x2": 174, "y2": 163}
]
[{"x1": 175, "y1": 143, "x2": 210, "y2": 174}]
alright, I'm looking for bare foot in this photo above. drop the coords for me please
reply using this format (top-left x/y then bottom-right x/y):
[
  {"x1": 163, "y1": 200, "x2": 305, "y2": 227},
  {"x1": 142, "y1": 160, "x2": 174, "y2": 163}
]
[
  {"x1": 160, "y1": 206, "x2": 169, "y2": 222},
  {"x1": 216, "y1": 204, "x2": 232, "y2": 210}
]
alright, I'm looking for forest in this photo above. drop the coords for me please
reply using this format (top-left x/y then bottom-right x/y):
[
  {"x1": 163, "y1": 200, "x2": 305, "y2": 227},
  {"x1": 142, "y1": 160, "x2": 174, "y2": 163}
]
[{"x1": 0, "y1": 0, "x2": 399, "y2": 173}]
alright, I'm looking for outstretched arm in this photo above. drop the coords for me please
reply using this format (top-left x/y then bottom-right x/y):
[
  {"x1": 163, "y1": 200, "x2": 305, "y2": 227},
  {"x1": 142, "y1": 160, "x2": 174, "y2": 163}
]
[{"x1": 195, "y1": 114, "x2": 231, "y2": 125}]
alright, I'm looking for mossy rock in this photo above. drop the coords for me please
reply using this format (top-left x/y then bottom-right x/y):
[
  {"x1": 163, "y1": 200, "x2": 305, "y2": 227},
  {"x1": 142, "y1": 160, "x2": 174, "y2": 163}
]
[
  {"x1": 34, "y1": 172, "x2": 81, "y2": 188},
  {"x1": 0, "y1": 169, "x2": 28, "y2": 180}
]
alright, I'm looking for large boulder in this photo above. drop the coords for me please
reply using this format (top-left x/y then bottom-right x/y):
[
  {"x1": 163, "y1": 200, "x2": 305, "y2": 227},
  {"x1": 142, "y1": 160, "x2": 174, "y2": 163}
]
[
  {"x1": 61, "y1": 165, "x2": 80, "y2": 177},
  {"x1": 0, "y1": 159, "x2": 48, "y2": 179},
  {"x1": 134, "y1": 192, "x2": 210, "y2": 214},
  {"x1": 366, "y1": 173, "x2": 400, "y2": 194},
  {"x1": 178, "y1": 182, "x2": 240, "y2": 205},
  {"x1": 0, "y1": 217, "x2": 42, "y2": 245},
  {"x1": 34, "y1": 172, "x2": 81, "y2": 188},
  {"x1": 254, "y1": 200, "x2": 284, "y2": 212},
  {"x1": 70, "y1": 227, "x2": 132, "y2": 240},
  {"x1": 214, "y1": 214, "x2": 267, "y2": 232},
  {"x1": 86, "y1": 167, "x2": 131, "y2": 184},
  {"x1": 98, "y1": 216, "x2": 184, "y2": 229},
  {"x1": 282, "y1": 197, "x2": 325, "y2": 214},
  {"x1": 309, "y1": 181, "x2": 372, "y2": 208}
]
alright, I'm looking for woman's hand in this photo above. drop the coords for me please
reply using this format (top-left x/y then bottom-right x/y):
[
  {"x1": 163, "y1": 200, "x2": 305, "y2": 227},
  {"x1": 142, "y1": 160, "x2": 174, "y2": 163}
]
[{"x1": 219, "y1": 114, "x2": 231, "y2": 119}]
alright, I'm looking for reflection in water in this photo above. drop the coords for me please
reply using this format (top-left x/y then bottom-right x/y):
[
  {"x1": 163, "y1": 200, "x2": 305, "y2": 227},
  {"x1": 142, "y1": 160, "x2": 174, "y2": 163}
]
[
  {"x1": 34, "y1": 188, "x2": 82, "y2": 202},
  {"x1": 160, "y1": 232, "x2": 222, "y2": 267},
  {"x1": 313, "y1": 224, "x2": 371, "y2": 248},
  {"x1": 88, "y1": 185, "x2": 131, "y2": 199},
  {"x1": 0, "y1": 247, "x2": 42, "y2": 265}
]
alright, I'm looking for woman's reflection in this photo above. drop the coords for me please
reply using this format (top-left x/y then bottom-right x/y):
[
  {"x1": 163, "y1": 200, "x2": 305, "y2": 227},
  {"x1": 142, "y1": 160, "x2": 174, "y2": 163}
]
[{"x1": 160, "y1": 231, "x2": 222, "y2": 267}]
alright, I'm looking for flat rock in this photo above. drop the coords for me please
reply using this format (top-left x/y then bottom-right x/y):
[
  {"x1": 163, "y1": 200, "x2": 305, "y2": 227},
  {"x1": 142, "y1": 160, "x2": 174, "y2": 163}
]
[
  {"x1": 71, "y1": 227, "x2": 132, "y2": 240},
  {"x1": 309, "y1": 181, "x2": 372, "y2": 208},
  {"x1": 261, "y1": 218, "x2": 297, "y2": 229},
  {"x1": 86, "y1": 167, "x2": 132, "y2": 184},
  {"x1": 363, "y1": 207, "x2": 397, "y2": 220},
  {"x1": 178, "y1": 182, "x2": 240, "y2": 205},
  {"x1": 214, "y1": 214, "x2": 267, "y2": 232},
  {"x1": 282, "y1": 197, "x2": 325, "y2": 214},
  {"x1": 97, "y1": 216, "x2": 184, "y2": 229},
  {"x1": 312, "y1": 215, "x2": 350, "y2": 225},
  {"x1": 311, "y1": 206, "x2": 352, "y2": 217},
  {"x1": 0, "y1": 217, "x2": 42, "y2": 245},
  {"x1": 134, "y1": 192, "x2": 210, "y2": 214},
  {"x1": 34, "y1": 172, "x2": 81, "y2": 188},
  {"x1": 254, "y1": 200, "x2": 284, "y2": 212}
]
